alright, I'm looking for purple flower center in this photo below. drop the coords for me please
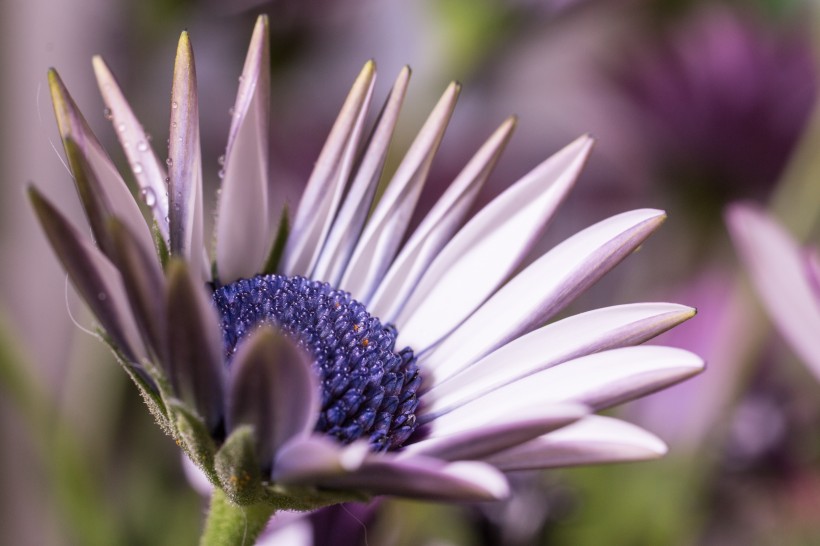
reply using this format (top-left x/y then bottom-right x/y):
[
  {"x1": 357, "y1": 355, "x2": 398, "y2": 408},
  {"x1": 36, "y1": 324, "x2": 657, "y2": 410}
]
[{"x1": 212, "y1": 275, "x2": 420, "y2": 451}]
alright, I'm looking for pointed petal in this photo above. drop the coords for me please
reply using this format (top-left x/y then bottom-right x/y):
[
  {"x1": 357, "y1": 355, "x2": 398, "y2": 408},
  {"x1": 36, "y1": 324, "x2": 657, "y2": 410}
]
[
  {"x1": 404, "y1": 403, "x2": 587, "y2": 461},
  {"x1": 168, "y1": 32, "x2": 206, "y2": 278},
  {"x1": 273, "y1": 435, "x2": 369, "y2": 482},
  {"x1": 29, "y1": 187, "x2": 144, "y2": 362},
  {"x1": 283, "y1": 62, "x2": 377, "y2": 276},
  {"x1": 311, "y1": 67, "x2": 411, "y2": 285},
  {"x1": 227, "y1": 326, "x2": 319, "y2": 464},
  {"x1": 48, "y1": 70, "x2": 155, "y2": 259},
  {"x1": 92, "y1": 56, "x2": 170, "y2": 241},
  {"x1": 428, "y1": 346, "x2": 704, "y2": 432},
  {"x1": 485, "y1": 416, "x2": 668, "y2": 470},
  {"x1": 314, "y1": 455, "x2": 510, "y2": 501},
  {"x1": 215, "y1": 15, "x2": 272, "y2": 283},
  {"x1": 424, "y1": 303, "x2": 696, "y2": 416},
  {"x1": 421, "y1": 209, "x2": 668, "y2": 380},
  {"x1": 726, "y1": 204, "x2": 820, "y2": 381},
  {"x1": 109, "y1": 218, "x2": 167, "y2": 362},
  {"x1": 396, "y1": 136, "x2": 594, "y2": 351},
  {"x1": 166, "y1": 260, "x2": 226, "y2": 432},
  {"x1": 369, "y1": 117, "x2": 516, "y2": 322},
  {"x1": 339, "y1": 82, "x2": 461, "y2": 302}
]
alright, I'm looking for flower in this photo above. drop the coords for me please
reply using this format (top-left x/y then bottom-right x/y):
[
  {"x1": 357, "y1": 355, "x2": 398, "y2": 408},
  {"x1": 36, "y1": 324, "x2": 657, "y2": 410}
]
[
  {"x1": 726, "y1": 204, "x2": 820, "y2": 381},
  {"x1": 31, "y1": 14, "x2": 703, "y2": 515}
]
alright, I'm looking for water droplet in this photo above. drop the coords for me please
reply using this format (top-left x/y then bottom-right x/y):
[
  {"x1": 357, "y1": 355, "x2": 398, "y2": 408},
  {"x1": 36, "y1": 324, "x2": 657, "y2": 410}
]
[
  {"x1": 238, "y1": 75, "x2": 245, "y2": 83},
  {"x1": 137, "y1": 141, "x2": 149, "y2": 152},
  {"x1": 228, "y1": 107, "x2": 235, "y2": 116},
  {"x1": 171, "y1": 121, "x2": 177, "y2": 129},
  {"x1": 98, "y1": 291, "x2": 107, "y2": 301},
  {"x1": 146, "y1": 133, "x2": 153, "y2": 142},
  {"x1": 172, "y1": 101, "x2": 178, "y2": 109},
  {"x1": 218, "y1": 169, "x2": 225, "y2": 179},
  {"x1": 166, "y1": 158, "x2": 174, "y2": 166},
  {"x1": 140, "y1": 187, "x2": 157, "y2": 207},
  {"x1": 132, "y1": 162, "x2": 143, "y2": 174},
  {"x1": 116, "y1": 122, "x2": 126, "y2": 133},
  {"x1": 217, "y1": 155, "x2": 225, "y2": 166},
  {"x1": 103, "y1": 107, "x2": 113, "y2": 120},
  {"x1": 165, "y1": 176, "x2": 170, "y2": 183}
]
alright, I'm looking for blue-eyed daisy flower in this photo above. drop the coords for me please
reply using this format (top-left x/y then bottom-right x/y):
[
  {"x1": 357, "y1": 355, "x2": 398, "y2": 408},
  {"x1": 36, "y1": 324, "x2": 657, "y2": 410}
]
[{"x1": 30, "y1": 15, "x2": 703, "y2": 543}]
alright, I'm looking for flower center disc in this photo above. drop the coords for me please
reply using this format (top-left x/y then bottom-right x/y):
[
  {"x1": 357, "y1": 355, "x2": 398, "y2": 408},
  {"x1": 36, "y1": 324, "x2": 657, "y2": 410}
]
[{"x1": 212, "y1": 275, "x2": 421, "y2": 452}]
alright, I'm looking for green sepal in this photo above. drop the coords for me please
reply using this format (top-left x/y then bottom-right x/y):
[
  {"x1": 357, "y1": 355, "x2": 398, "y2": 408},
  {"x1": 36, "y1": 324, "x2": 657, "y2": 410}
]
[
  {"x1": 260, "y1": 205, "x2": 290, "y2": 275},
  {"x1": 153, "y1": 221, "x2": 170, "y2": 270},
  {"x1": 214, "y1": 426, "x2": 264, "y2": 505},
  {"x1": 168, "y1": 399, "x2": 217, "y2": 480}
]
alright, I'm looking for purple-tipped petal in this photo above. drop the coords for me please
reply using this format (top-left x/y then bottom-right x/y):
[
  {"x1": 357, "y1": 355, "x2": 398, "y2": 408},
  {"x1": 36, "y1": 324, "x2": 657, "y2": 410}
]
[
  {"x1": 273, "y1": 436, "x2": 370, "y2": 482},
  {"x1": 429, "y1": 346, "x2": 704, "y2": 432},
  {"x1": 227, "y1": 326, "x2": 319, "y2": 464},
  {"x1": 283, "y1": 62, "x2": 377, "y2": 277},
  {"x1": 314, "y1": 455, "x2": 510, "y2": 502},
  {"x1": 369, "y1": 117, "x2": 517, "y2": 322},
  {"x1": 396, "y1": 136, "x2": 594, "y2": 351},
  {"x1": 215, "y1": 15, "x2": 272, "y2": 283},
  {"x1": 311, "y1": 67, "x2": 411, "y2": 285},
  {"x1": 485, "y1": 416, "x2": 668, "y2": 470},
  {"x1": 727, "y1": 203, "x2": 820, "y2": 381},
  {"x1": 48, "y1": 69, "x2": 155, "y2": 260},
  {"x1": 29, "y1": 187, "x2": 144, "y2": 362},
  {"x1": 168, "y1": 32, "x2": 206, "y2": 278},
  {"x1": 339, "y1": 82, "x2": 461, "y2": 303},
  {"x1": 424, "y1": 303, "x2": 696, "y2": 416},
  {"x1": 421, "y1": 209, "x2": 668, "y2": 380},
  {"x1": 166, "y1": 260, "x2": 226, "y2": 432},
  {"x1": 403, "y1": 403, "x2": 587, "y2": 461},
  {"x1": 92, "y1": 56, "x2": 170, "y2": 241},
  {"x1": 109, "y1": 218, "x2": 167, "y2": 362}
]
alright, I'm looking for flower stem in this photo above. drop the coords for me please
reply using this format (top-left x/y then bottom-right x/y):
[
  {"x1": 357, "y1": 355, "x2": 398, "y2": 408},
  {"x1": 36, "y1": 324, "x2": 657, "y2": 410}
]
[{"x1": 199, "y1": 489, "x2": 275, "y2": 546}]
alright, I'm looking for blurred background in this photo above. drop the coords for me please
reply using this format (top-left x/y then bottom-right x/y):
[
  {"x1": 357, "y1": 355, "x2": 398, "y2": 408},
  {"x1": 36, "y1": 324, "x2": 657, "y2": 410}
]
[{"x1": 3, "y1": 0, "x2": 820, "y2": 544}]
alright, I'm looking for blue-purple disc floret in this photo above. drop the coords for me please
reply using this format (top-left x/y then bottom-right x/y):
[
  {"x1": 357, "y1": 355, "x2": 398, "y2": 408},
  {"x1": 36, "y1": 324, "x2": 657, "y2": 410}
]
[{"x1": 212, "y1": 275, "x2": 421, "y2": 452}]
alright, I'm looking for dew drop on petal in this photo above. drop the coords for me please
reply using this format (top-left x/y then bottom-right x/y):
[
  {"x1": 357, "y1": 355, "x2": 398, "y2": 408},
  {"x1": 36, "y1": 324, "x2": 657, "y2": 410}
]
[
  {"x1": 140, "y1": 187, "x2": 157, "y2": 207},
  {"x1": 137, "y1": 141, "x2": 149, "y2": 152},
  {"x1": 217, "y1": 154, "x2": 225, "y2": 166},
  {"x1": 98, "y1": 291, "x2": 107, "y2": 301},
  {"x1": 132, "y1": 162, "x2": 144, "y2": 174},
  {"x1": 227, "y1": 106, "x2": 235, "y2": 116},
  {"x1": 117, "y1": 122, "x2": 126, "y2": 133},
  {"x1": 166, "y1": 158, "x2": 173, "y2": 166},
  {"x1": 218, "y1": 168, "x2": 225, "y2": 179},
  {"x1": 172, "y1": 101, "x2": 178, "y2": 109},
  {"x1": 103, "y1": 107, "x2": 113, "y2": 120}
]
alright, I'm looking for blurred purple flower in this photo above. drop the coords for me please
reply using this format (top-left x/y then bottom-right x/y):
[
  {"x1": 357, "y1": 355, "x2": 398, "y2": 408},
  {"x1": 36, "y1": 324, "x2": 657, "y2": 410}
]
[{"x1": 617, "y1": 7, "x2": 817, "y2": 200}]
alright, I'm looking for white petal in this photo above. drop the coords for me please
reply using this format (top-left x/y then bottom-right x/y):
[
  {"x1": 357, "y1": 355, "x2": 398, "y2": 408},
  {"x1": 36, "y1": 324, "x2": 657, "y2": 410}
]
[
  {"x1": 726, "y1": 204, "x2": 820, "y2": 381},
  {"x1": 92, "y1": 56, "x2": 170, "y2": 242},
  {"x1": 427, "y1": 346, "x2": 704, "y2": 431},
  {"x1": 283, "y1": 62, "x2": 377, "y2": 277},
  {"x1": 404, "y1": 402, "x2": 587, "y2": 461},
  {"x1": 311, "y1": 67, "x2": 411, "y2": 285},
  {"x1": 424, "y1": 303, "x2": 695, "y2": 416},
  {"x1": 421, "y1": 209, "x2": 667, "y2": 380},
  {"x1": 273, "y1": 436, "x2": 369, "y2": 482},
  {"x1": 485, "y1": 416, "x2": 667, "y2": 470},
  {"x1": 339, "y1": 82, "x2": 461, "y2": 303},
  {"x1": 168, "y1": 32, "x2": 206, "y2": 279},
  {"x1": 395, "y1": 136, "x2": 593, "y2": 351},
  {"x1": 215, "y1": 16, "x2": 273, "y2": 283},
  {"x1": 369, "y1": 117, "x2": 516, "y2": 322}
]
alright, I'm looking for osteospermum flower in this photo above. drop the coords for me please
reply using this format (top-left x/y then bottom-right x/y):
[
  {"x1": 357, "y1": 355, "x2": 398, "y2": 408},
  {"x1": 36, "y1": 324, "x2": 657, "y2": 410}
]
[
  {"x1": 31, "y1": 15, "x2": 704, "y2": 544},
  {"x1": 727, "y1": 204, "x2": 820, "y2": 381}
]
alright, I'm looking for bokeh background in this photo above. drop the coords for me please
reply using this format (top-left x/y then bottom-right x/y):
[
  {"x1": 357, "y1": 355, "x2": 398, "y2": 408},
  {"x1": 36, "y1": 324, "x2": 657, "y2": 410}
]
[{"x1": 3, "y1": 0, "x2": 820, "y2": 544}]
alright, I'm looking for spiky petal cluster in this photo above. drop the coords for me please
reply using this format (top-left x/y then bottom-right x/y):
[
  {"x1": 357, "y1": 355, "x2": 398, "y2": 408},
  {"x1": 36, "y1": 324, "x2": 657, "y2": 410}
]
[{"x1": 31, "y1": 15, "x2": 704, "y2": 509}]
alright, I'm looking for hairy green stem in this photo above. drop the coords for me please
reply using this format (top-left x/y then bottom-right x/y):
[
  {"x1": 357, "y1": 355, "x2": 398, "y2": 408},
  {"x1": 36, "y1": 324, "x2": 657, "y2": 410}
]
[{"x1": 199, "y1": 489, "x2": 276, "y2": 546}]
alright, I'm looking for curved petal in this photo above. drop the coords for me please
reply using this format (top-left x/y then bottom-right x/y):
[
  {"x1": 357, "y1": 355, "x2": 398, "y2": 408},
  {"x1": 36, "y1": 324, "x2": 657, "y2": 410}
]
[
  {"x1": 168, "y1": 32, "x2": 206, "y2": 279},
  {"x1": 215, "y1": 15, "x2": 272, "y2": 283},
  {"x1": 403, "y1": 403, "x2": 587, "y2": 461},
  {"x1": 92, "y1": 56, "x2": 170, "y2": 241},
  {"x1": 273, "y1": 436, "x2": 369, "y2": 482},
  {"x1": 485, "y1": 416, "x2": 667, "y2": 470},
  {"x1": 311, "y1": 67, "x2": 411, "y2": 285},
  {"x1": 166, "y1": 260, "x2": 226, "y2": 432},
  {"x1": 420, "y1": 209, "x2": 668, "y2": 381},
  {"x1": 227, "y1": 326, "x2": 319, "y2": 464},
  {"x1": 29, "y1": 187, "x2": 144, "y2": 363},
  {"x1": 282, "y1": 62, "x2": 377, "y2": 277},
  {"x1": 395, "y1": 136, "x2": 594, "y2": 351},
  {"x1": 726, "y1": 203, "x2": 820, "y2": 381},
  {"x1": 48, "y1": 70, "x2": 155, "y2": 260},
  {"x1": 369, "y1": 116, "x2": 516, "y2": 322},
  {"x1": 424, "y1": 303, "x2": 695, "y2": 416},
  {"x1": 339, "y1": 82, "x2": 461, "y2": 302},
  {"x1": 428, "y1": 346, "x2": 704, "y2": 430}
]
